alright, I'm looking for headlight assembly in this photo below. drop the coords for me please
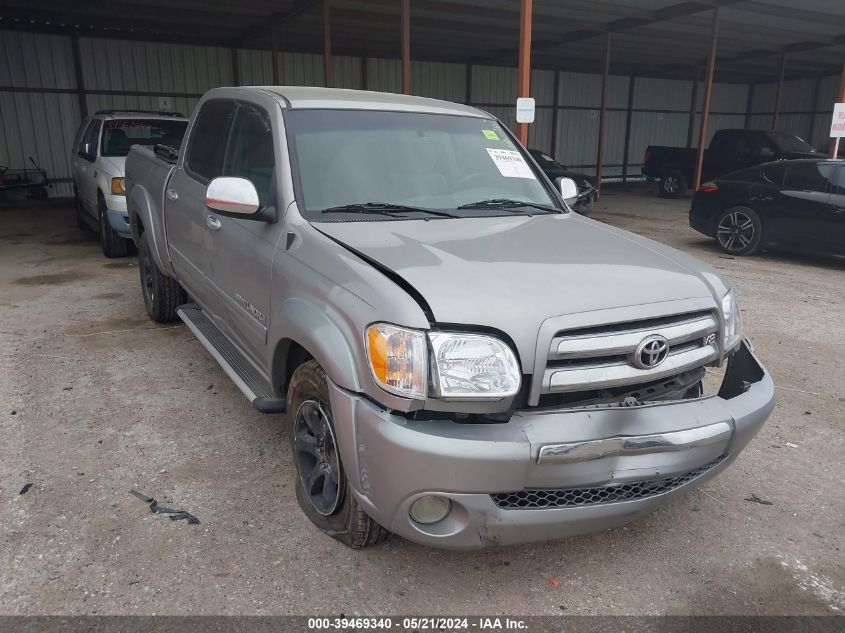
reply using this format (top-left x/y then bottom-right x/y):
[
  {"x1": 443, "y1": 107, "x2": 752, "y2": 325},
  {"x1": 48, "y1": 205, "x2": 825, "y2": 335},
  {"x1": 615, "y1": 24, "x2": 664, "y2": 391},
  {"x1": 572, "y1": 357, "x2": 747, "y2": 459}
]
[
  {"x1": 721, "y1": 291, "x2": 742, "y2": 352},
  {"x1": 428, "y1": 332, "x2": 521, "y2": 400},
  {"x1": 365, "y1": 324, "x2": 522, "y2": 402}
]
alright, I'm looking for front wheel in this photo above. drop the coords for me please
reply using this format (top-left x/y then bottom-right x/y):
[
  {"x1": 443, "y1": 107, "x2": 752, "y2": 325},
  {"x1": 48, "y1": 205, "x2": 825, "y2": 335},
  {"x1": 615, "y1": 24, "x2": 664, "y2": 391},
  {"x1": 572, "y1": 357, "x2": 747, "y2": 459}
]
[
  {"x1": 287, "y1": 360, "x2": 389, "y2": 549},
  {"x1": 716, "y1": 206, "x2": 763, "y2": 255},
  {"x1": 659, "y1": 170, "x2": 687, "y2": 198},
  {"x1": 138, "y1": 232, "x2": 186, "y2": 322},
  {"x1": 98, "y1": 194, "x2": 131, "y2": 258},
  {"x1": 74, "y1": 187, "x2": 92, "y2": 232}
]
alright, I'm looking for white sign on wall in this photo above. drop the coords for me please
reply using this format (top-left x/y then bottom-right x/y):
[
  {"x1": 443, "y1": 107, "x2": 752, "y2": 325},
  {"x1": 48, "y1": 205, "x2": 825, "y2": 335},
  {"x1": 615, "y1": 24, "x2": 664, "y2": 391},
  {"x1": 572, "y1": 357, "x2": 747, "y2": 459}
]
[
  {"x1": 830, "y1": 103, "x2": 845, "y2": 138},
  {"x1": 516, "y1": 97, "x2": 535, "y2": 124},
  {"x1": 158, "y1": 96, "x2": 173, "y2": 112}
]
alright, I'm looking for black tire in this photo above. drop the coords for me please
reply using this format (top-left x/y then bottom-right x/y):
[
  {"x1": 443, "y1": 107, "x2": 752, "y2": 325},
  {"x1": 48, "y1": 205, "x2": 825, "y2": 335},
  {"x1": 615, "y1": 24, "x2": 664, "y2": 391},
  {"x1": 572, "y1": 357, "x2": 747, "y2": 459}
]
[
  {"x1": 138, "y1": 231, "x2": 186, "y2": 323},
  {"x1": 74, "y1": 187, "x2": 92, "y2": 232},
  {"x1": 287, "y1": 359, "x2": 389, "y2": 549},
  {"x1": 659, "y1": 170, "x2": 687, "y2": 198},
  {"x1": 716, "y1": 206, "x2": 763, "y2": 256},
  {"x1": 98, "y1": 194, "x2": 131, "y2": 258}
]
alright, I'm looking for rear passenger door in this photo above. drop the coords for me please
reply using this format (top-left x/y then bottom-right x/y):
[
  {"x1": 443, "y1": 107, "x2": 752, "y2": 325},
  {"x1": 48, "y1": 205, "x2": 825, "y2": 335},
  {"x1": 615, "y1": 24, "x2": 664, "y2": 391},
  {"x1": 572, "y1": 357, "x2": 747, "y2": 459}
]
[
  {"x1": 206, "y1": 101, "x2": 281, "y2": 364},
  {"x1": 773, "y1": 162, "x2": 833, "y2": 250},
  {"x1": 167, "y1": 99, "x2": 237, "y2": 313}
]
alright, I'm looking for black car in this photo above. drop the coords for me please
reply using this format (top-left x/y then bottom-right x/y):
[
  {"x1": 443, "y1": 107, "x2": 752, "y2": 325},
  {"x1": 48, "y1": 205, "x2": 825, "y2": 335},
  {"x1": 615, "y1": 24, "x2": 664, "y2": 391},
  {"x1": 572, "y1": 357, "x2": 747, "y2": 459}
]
[
  {"x1": 689, "y1": 159, "x2": 845, "y2": 259},
  {"x1": 528, "y1": 149, "x2": 597, "y2": 216}
]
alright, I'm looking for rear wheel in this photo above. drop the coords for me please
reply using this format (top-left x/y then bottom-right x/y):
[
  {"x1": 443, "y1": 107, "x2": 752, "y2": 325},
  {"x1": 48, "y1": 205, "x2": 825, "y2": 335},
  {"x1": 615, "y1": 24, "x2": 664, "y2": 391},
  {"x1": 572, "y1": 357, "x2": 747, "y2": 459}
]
[
  {"x1": 98, "y1": 194, "x2": 131, "y2": 258},
  {"x1": 138, "y1": 231, "x2": 186, "y2": 322},
  {"x1": 659, "y1": 170, "x2": 687, "y2": 198},
  {"x1": 288, "y1": 360, "x2": 389, "y2": 549},
  {"x1": 716, "y1": 206, "x2": 763, "y2": 255}
]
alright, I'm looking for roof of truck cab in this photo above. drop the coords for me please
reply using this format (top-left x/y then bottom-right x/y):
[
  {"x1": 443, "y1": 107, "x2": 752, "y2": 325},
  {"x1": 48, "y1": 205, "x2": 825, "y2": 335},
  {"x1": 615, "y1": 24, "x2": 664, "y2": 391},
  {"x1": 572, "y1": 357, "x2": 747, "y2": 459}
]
[{"x1": 243, "y1": 86, "x2": 487, "y2": 117}]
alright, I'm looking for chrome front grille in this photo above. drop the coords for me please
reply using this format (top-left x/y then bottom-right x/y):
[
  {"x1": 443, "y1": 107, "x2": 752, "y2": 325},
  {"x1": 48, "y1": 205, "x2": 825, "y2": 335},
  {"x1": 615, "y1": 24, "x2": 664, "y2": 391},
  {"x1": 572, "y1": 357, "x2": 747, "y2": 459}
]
[{"x1": 541, "y1": 311, "x2": 719, "y2": 395}]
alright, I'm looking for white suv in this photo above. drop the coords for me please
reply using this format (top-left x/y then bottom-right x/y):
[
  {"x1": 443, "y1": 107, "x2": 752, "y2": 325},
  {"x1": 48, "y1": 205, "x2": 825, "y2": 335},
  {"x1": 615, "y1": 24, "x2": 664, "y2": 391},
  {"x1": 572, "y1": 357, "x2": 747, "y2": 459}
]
[{"x1": 71, "y1": 110, "x2": 188, "y2": 257}]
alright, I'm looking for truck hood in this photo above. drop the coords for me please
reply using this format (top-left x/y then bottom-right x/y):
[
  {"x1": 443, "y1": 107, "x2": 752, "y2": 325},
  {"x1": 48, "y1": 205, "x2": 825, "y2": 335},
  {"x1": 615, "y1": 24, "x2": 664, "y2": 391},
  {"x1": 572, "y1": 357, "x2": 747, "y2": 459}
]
[{"x1": 316, "y1": 213, "x2": 724, "y2": 365}]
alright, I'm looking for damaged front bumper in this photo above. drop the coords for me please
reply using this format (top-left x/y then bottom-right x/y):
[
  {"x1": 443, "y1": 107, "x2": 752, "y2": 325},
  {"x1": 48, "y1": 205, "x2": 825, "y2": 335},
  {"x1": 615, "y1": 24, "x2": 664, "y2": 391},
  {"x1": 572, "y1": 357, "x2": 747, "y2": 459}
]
[{"x1": 327, "y1": 339, "x2": 774, "y2": 550}]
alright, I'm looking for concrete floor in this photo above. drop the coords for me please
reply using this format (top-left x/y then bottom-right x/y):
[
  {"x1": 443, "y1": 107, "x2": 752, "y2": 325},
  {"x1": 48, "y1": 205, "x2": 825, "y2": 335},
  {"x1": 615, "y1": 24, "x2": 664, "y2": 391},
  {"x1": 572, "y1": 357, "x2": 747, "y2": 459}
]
[{"x1": 1, "y1": 187, "x2": 843, "y2": 615}]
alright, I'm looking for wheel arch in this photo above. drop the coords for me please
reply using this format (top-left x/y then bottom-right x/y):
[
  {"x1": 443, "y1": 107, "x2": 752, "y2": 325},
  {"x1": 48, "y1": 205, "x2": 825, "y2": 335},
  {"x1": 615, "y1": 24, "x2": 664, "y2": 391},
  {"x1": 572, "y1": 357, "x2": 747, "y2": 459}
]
[{"x1": 270, "y1": 297, "x2": 362, "y2": 397}]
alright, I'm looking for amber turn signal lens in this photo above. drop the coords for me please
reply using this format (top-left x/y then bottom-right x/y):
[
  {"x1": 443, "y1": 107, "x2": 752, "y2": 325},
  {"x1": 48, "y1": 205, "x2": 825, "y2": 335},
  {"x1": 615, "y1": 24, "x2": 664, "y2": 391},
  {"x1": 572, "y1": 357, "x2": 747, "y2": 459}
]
[
  {"x1": 365, "y1": 324, "x2": 427, "y2": 399},
  {"x1": 111, "y1": 177, "x2": 126, "y2": 195}
]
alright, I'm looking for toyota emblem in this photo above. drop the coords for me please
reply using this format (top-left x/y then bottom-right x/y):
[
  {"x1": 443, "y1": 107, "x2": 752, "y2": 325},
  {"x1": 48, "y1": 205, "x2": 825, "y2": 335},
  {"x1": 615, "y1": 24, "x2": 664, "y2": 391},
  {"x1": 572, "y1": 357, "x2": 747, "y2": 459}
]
[{"x1": 633, "y1": 335, "x2": 669, "y2": 369}]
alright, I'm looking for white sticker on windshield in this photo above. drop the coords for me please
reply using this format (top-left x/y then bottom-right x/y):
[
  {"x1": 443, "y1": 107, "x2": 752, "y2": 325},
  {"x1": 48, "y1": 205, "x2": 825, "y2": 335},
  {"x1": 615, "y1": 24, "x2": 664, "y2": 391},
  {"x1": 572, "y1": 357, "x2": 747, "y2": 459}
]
[{"x1": 486, "y1": 148, "x2": 536, "y2": 179}]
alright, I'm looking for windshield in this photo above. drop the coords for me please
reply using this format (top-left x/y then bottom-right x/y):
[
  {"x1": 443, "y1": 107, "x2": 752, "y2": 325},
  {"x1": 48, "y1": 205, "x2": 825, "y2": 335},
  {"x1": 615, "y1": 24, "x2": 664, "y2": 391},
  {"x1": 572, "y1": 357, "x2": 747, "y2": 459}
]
[
  {"x1": 101, "y1": 119, "x2": 188, "y2": 157},
  {"x1": 769, "y1": 132, "x2": 817, "y2": 154},
  {"x1": 284, "y1": 109, "x2": 561, "y2": 220}
]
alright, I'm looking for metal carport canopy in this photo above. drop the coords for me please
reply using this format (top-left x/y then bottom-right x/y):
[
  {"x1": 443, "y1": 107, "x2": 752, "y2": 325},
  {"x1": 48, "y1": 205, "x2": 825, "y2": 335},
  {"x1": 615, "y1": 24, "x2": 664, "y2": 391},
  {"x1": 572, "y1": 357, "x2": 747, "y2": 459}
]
[{"x1": 2, "y1": 0, "x2": 844, "y2": 83}]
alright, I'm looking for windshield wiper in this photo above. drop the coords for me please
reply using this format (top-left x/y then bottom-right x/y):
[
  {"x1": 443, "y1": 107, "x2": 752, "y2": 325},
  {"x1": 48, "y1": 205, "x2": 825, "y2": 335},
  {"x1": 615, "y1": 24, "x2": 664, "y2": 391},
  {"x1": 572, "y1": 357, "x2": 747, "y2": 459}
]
[
  {"x1": 456, "y1": 198, "x2": 559, "y2": 213},
  {"x1": 320, "y1": 202, "x2": 457, "y2": 218}
]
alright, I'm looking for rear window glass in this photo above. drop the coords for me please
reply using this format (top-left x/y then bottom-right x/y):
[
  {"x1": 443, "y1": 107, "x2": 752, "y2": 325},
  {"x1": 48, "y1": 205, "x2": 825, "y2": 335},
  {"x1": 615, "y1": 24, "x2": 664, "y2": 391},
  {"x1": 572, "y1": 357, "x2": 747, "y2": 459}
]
[{"x1": 101, "y1": 119, "x2": 188, "y2": 157}]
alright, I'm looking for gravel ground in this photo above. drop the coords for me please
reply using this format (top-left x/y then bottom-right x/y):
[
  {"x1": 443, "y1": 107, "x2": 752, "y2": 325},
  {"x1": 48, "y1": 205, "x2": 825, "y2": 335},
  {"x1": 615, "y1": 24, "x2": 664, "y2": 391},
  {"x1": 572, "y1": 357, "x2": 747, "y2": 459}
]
[{"x1": 1, "y1": 187, "x2": 843, "y2": 616}]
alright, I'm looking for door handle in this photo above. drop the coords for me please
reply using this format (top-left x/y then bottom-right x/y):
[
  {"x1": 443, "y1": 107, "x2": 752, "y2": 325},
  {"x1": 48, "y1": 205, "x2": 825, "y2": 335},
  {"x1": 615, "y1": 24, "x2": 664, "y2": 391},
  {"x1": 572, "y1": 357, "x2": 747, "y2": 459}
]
[
  {"x1": 166, "y1": 189, "x2": 179, "y2": 201},
  {"x1": 206, "y1": 214, "x2": 222, "y2": 231}
]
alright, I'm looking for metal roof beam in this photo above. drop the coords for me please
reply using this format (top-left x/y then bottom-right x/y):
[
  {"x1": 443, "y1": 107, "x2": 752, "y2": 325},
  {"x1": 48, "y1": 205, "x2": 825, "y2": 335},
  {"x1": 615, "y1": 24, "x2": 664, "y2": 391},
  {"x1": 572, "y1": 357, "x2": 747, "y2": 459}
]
[{"x1": 229, "y1": 0, "x2": 321, "y2": 47}]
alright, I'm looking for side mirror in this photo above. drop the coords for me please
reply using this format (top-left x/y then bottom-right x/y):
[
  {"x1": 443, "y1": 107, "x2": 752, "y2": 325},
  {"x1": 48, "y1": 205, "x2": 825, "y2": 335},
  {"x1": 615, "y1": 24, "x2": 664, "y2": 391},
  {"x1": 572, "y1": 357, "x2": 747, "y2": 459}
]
[
  {"x1": 556, "y1": 176, "x2": 579, "y2": 205},
  {"x1": 206, "y1": 177, "x2": 260, "y2": 216},
  {"x1": 82, "y1": 142, "x2": 92, "y2": 157}
]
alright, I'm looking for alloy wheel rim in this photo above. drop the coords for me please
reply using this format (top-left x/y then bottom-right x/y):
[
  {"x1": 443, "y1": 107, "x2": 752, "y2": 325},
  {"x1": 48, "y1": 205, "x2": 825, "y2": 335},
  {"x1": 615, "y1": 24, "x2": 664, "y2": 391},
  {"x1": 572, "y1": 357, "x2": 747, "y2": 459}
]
[
  {"x1": 293, "y1": 400, "x2": 342, "y2": 516},
  {"x1": 140, "y1": 249, "x2": 155, "y2": 307},
  {"x1": 717, "y1": 210, "x2": 755, "y2": 252},
  {"x1": 664, "y1": 176, "x2": 678, "y2": 193}
]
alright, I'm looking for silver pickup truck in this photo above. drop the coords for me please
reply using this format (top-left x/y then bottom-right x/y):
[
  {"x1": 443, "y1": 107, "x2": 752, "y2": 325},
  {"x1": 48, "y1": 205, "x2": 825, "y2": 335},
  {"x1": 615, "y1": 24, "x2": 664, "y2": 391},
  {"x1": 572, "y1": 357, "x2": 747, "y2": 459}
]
[{"x1": 125, "y1": 86, "x2": 774, "y2": 550}]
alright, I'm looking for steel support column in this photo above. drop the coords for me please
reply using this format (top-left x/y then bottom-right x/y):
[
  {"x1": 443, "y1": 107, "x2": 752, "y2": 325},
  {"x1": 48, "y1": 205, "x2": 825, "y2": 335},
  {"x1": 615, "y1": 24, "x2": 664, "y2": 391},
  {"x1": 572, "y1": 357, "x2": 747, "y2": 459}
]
[
  {"x1": 622, "y1": 74, "x2": 635, "y2": 182},
  {"x1": 70, "y1": 35, "x2": 87, "y2": 118},
  {"x1": 595, "y1": 32, "x2": 611, "y2": 195},
  {"x1": 687, "y1": 68, "x2": 698, "y2": 148},
  {"x1": 465, "y1": 63, "x2": 473, "y2": 105},
  {"x1": 516, "y1": 0, "x2": 532, "y2": 146},
  {"x1": 271, "y1": 27, "x2": 279, "y2": 84},
  {"x1": 807, "y1": 75, "x2": 822, "y2": 143},
  {"x1": 323, "y1": 0, "x2": 332, "y2": 88},
  {"x1": 693, "y1": 7, "x2": 719, "y2": 193},
  {"x1": 231, "y1": 48, "x2": 240, "y2": 86},
  {"x1": 550, "y1": 70, "x2": 560, "y2": 157},
  {"x1": 771, "y1": 52, "x2": 786, "y2": 130},
  {"x1": 829, "y1": 63, "x2": 845, "y2": 158},
  {"x1": 401, "y1": 0, "x2": 411, "y2": 95},
  {"x1": 744, "y1": 82, "x2": 755, "y2": 128}
]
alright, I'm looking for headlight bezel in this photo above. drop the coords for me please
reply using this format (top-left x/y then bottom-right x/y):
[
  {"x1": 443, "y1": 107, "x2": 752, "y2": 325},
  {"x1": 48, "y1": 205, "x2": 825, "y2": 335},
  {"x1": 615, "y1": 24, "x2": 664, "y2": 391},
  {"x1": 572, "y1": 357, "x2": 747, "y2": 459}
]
[
  {"x1": 721, "y1": 290, "x2": 742, "y2": 353},
  {"x1": 364, "y1": 323, "x2": 522, "y2": 403}
]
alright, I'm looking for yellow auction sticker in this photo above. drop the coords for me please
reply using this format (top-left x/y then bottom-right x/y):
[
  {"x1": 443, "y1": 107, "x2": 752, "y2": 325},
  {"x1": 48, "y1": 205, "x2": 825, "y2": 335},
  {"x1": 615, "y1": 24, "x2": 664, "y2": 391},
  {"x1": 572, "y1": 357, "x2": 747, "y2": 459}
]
[{"x1": 482, "y1": 129, "x2": 500, "y2": 141}]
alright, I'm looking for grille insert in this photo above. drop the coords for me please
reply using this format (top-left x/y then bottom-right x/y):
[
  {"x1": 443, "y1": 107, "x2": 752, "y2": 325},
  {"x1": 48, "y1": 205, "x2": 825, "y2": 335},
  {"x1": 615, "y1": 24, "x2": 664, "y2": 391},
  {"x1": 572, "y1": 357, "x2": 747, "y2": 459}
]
[{"x1": 490, "y1": 456, "x2": 725, "y2": 510}]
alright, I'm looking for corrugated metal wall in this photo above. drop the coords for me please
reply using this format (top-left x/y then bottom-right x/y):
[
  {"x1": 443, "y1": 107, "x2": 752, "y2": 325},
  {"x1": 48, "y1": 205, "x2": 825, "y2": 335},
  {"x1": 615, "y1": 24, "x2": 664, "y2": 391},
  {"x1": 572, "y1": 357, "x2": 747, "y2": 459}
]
[
  {"x1": 1, "y1": 28, "x2": 841, "y2": 197},
  {"x1": 749, "y1": 76, "x2": 838, "y2": 149}
]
